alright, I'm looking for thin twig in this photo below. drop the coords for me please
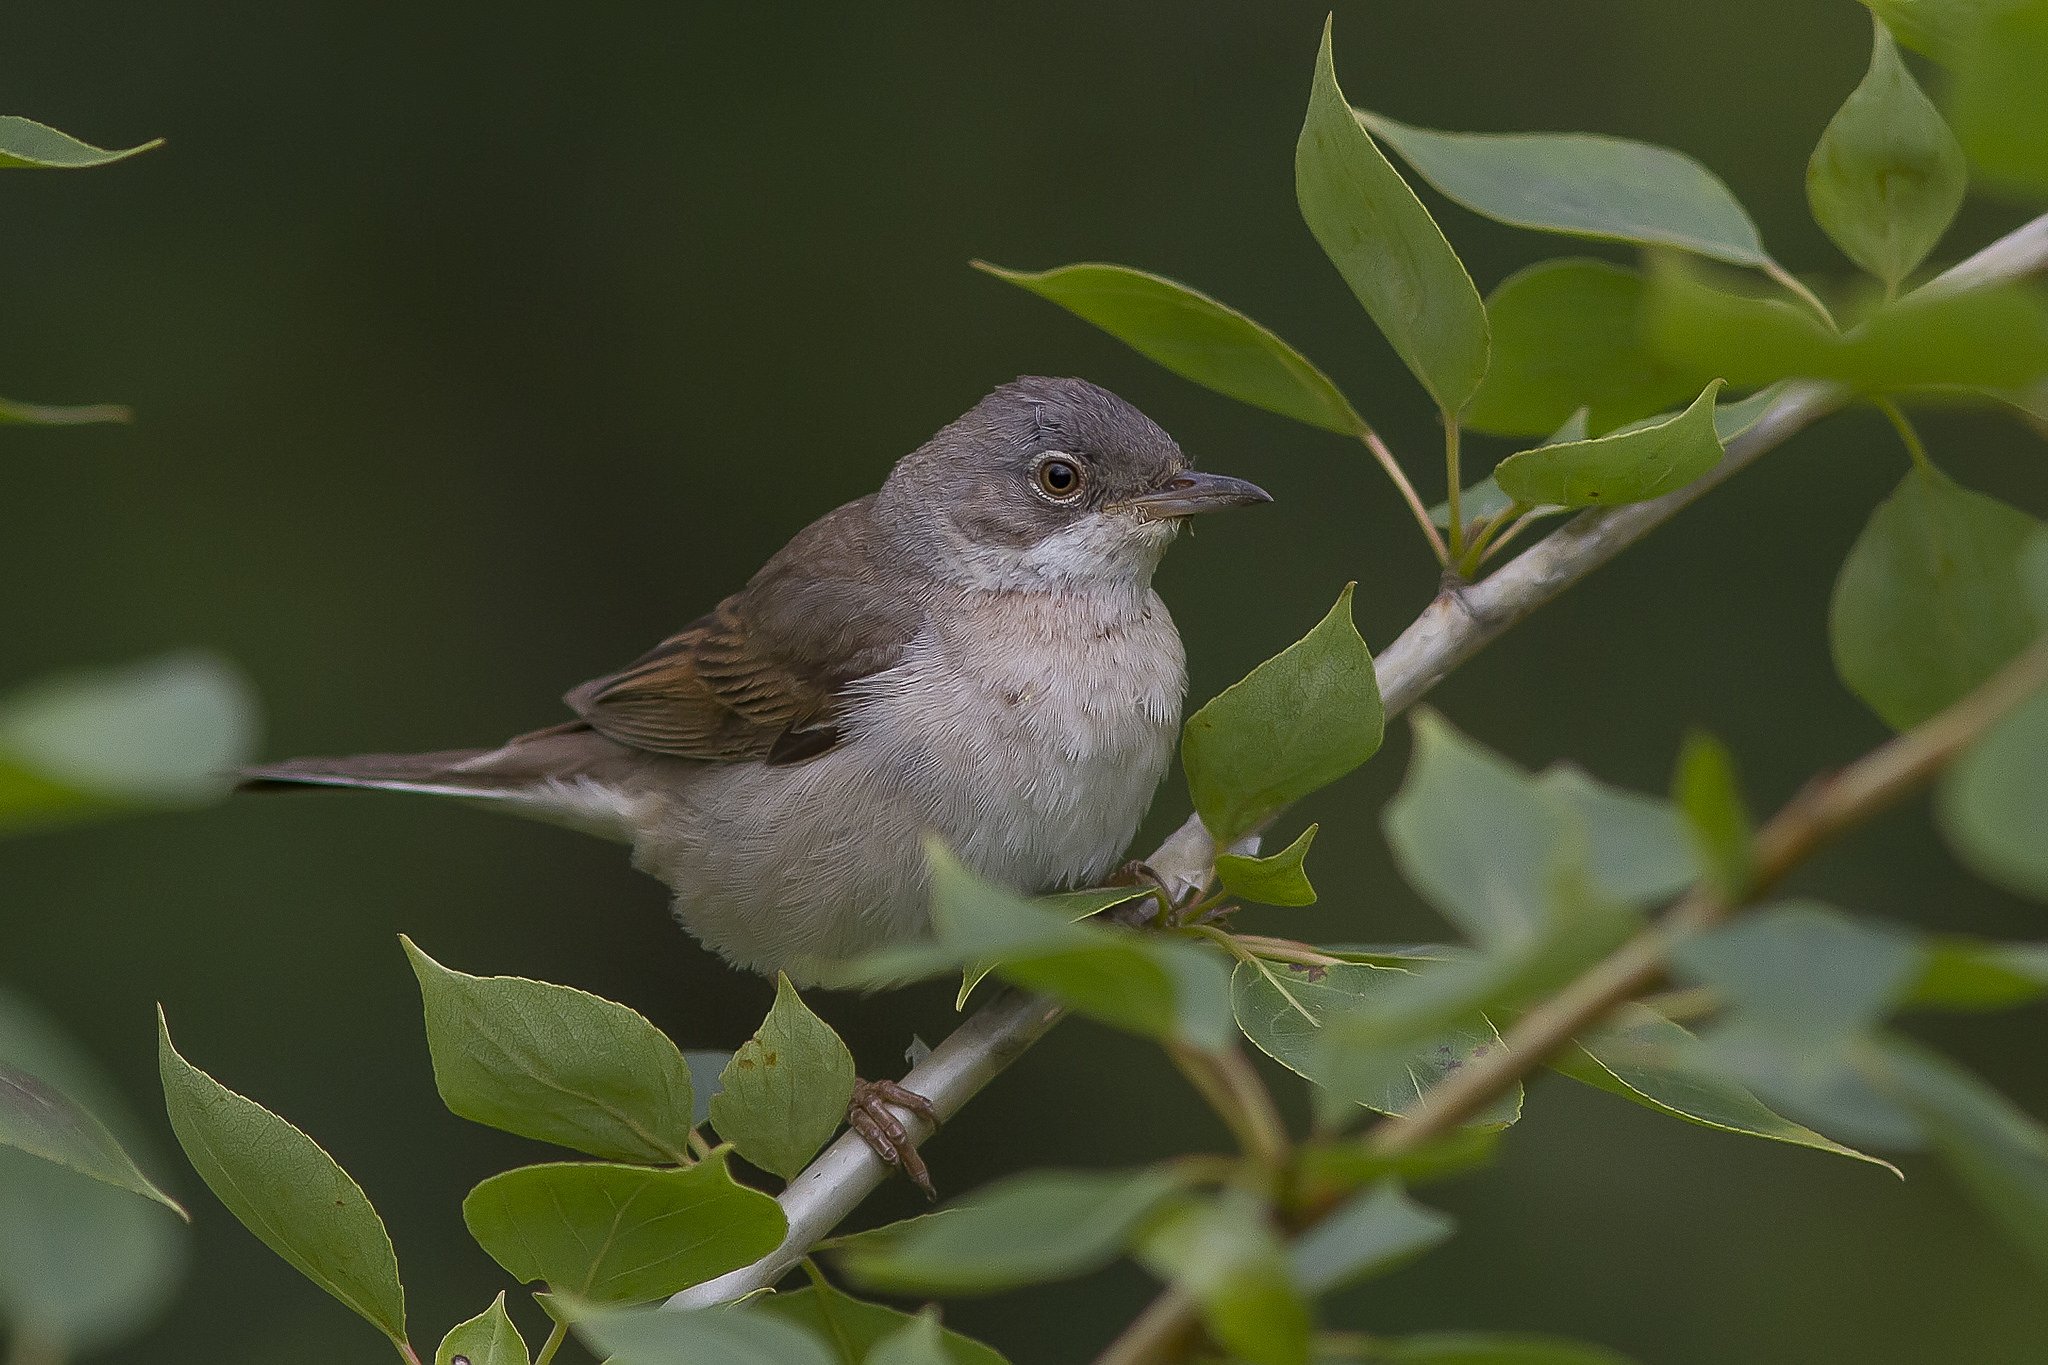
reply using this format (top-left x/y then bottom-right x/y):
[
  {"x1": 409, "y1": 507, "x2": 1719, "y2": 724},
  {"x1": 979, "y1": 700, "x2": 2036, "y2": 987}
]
[{"x1": 1358, "y1": 422, "x2": 1449, "y2": 565}]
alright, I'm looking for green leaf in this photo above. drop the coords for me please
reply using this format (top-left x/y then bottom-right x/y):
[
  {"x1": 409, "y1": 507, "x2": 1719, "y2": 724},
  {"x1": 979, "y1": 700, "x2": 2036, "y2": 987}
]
[
  {"x1": 1296, "y1": 21, "x2": 1489, "y2": 412},
  {"x1": 1940, "y1": 674, "x2": 2048, "y2": 899},
  {"x1": 1358, "y1": 112, "x2": 1766, "y2": 266},
  {"x1": 710, "y1": 975, "x2": 856, "y2": 1179},
  {"x1": 1287, "y1": 1180, "x2": 1453, "y2": 1293},
  {"x1": 1216, "y1": 824, "x2": 1320, "y2": 906},
  {"x1": 1465, "y1": 259, "x2": 1699, "y2": 438},
  {"x1": 868, "y1": 1310, "x2": 952, "y2": 1365},
  {"x1": 1183, "y1": 583, "x2": 1383, "y2": 844},
  {"x1": 0, "y1": 395, "x2": 131, "y2": 426},
  {"x1": 955, "y1": 885, "x2": 1154, "y2": 1009},
  {"x1": 0, "y1": 116, "x2": 160, "y2": 170},
  {"x1": 1492, "y1": 381, "x2": 1725, "y2": 509},
  {"x1": 435, "y1": 1292, "x2": 529, "y2": 1365},
  {"x1": 1949, "y1": 0, "x2": 2048, "y2": 196},
  {"x1": 1556, "y1": 1003, "x2": 1897, "y2": 1171},
  {"x1": 752, "y1": 1282, "x2": 1009, "y2": 1365},
  {"x1": 1671, "y1": 731, "x2": 1754, "y2": 898},
  {"x1": 0, "y1": 652, "x2": 259, "y2": 833},
  {"x1": 401, "y1": 937, "x2": 697, "y2": 1165},
  {"x1": 1808, "y1": 16, "x2": 1966, "y2": 289},
  {"x1": 156, "y1": 1009, "x2": 406, "y2": 1348},
  {"x1": 1857, "y1": 0, "x2": 2007, "y2": 63},
  {"x1": 837, "y1": 1168, "x2": 1182, "y2": 1295},
  {"x1": 1535, "y1": 766, "x2": 1695, "y2": 907},
  {"x1": 1908, "y1": 938, "x2": 2048, "y2": 1008},
  {"x1": 572, "y1": 1301, "x2": 836, "y2": 1365},
  {"x1": 1135, "y1": 1190, "x2": 1310, "y2": 1365},
  {"x1": 1830, "y1": 467, "x2": 2044, "y2": 730},
  {"x1": 0, "y1": 1060, "x2": 184, "y2": 1218},
  {"x1": 0, "y1": 991, "x2": 185, "y2": 1355},
  {"x1": 462, "y1": 1156, "x2": 784, "y2": 1304},
  {"x1": 975, "y1": 262, "x2": 1361, "y2": 434},
  {"x1": 1294, "y1": 1127, "x2": 1502, "y2": 1199},
  {"x1": 1673, "y1": 903, "x2": 1922, "y2": 1042},
  {"x1": 1230, "y1": 960, "x2": 1521, "y2": 1126},
  {"x1": 1341, "y1": 1333, "x2": 1637, "y2": 1364}
]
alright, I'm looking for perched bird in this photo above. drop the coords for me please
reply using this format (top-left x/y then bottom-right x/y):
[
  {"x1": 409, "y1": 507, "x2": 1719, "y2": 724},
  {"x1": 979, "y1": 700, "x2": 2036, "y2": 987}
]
[{"x1": 243, "y1": 376, "x2": 1269, "y2": 1186}]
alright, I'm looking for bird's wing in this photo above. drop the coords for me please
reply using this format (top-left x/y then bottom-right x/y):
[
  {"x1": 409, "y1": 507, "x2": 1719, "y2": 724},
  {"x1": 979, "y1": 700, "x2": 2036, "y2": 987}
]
[{"x1": 562, "y1": 496, "x2": 924, "y2": 765}]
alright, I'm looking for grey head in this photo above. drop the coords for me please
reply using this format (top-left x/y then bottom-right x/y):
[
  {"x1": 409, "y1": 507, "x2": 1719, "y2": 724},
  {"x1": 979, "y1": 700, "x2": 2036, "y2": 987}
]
[{"x1": 878, "y1": 376, "x2": 1271, "y2": 592}]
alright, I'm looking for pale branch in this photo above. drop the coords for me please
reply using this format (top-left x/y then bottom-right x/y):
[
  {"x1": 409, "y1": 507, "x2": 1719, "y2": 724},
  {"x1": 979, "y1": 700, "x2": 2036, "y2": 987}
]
[{"x1": 670, "y1": 210, "x2": 2048, "y2": 1312}]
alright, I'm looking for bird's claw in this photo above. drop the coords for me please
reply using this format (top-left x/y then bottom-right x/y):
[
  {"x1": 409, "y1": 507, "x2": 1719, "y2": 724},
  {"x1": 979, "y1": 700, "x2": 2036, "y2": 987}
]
[{"x1": 847, "y1": 1078, "x2": 940, "y2": 1199}]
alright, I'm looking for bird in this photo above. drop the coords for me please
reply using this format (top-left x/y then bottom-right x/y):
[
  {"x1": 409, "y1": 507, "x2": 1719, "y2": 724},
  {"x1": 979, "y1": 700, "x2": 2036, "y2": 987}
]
[{"x1": 242, "y1": 375, "x2": 1271, "y2": 1189}]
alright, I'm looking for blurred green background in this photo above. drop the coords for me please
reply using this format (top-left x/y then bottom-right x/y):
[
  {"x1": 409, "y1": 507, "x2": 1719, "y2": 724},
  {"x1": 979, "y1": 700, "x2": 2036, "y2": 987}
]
[{"x1": 5, "y1": 2, "x2": 2046, "y2": 1360}]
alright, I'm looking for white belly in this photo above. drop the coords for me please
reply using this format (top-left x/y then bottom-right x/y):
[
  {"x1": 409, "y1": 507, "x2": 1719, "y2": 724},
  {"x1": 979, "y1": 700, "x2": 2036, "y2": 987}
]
[{"x1": 632, "y1": 587, "x2": 1186, "y2": 981}]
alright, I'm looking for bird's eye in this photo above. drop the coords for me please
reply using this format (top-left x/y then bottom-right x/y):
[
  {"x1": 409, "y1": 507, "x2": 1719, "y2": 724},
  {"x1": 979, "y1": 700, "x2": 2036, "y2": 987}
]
[{"x1": 1035, "y1": 457, "x2": 1082, "y2": 500}]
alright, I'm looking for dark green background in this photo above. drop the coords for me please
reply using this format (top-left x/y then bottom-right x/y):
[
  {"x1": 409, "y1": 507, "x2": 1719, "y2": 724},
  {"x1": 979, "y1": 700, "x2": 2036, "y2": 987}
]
[{"x1": 6, "y1": 2, "x2": 2046, "y2": 1360}]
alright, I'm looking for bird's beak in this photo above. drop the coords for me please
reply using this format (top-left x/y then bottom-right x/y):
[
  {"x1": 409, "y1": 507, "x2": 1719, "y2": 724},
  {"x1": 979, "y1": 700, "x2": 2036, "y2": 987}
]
[{"x1": 1118, "y1": 470, "x2": 1273, "y2": 520}]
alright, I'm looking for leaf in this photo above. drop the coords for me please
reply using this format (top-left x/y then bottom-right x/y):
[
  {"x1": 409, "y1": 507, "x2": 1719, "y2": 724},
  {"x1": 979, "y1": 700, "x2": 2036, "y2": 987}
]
[
  {"x1": 1296, "y1": 20, "x2": 1489, "y2": 412},
  {"x1": 1287, "y1": 1180, "x2": 1453, "y2": 1293},
  {"x1": 868, "y1": 1311, "x2": 952, "y2": 1365},
  {"x1": 0, "y1": 1060, "x2": 184, "y2": 1217},
  {"x1": 1829, "y1": 467, "x2": 2044, "y2": 730},
  {"x1": 1230, "y1": 960, "x2": 1521, "y2": 1126},
  {"x1": 1808, "y1": 16, "x2": 1967, "y2": 289},
  {"x1": 752, "y1": 1281, "x2": 1009, "y2": 1365},
  {"x1": 0, "y1": 395, "x2": 131, "y2": 425},
  {"x1": 156, "y1": 1009, "x2": 406, "y2": 1347},
  {"x1": 571, "y1": 1301, "x2": 836, "y2": 1365},
  {"x1": 1358, "y1": 112, "x2": 1767, "y2": 266},
  {"x1": 401, "y1": 938, "x2": 697, "y2": 1165},
  {"x1": 1671, "y1": 731, "x2": 1754, "y2": 898},
  {"x1": 1672, "y1": 903, "x2": 1923, "y2": 1042},
  {"x1": 1182, "y1": 583, "x2": 1383, "y2": 844},
  {"x1": 1346, "y1": 1333, "x2": 1638, "y2": 1364},
  {"x1": 1940, "y1": 673, "x2": 2048, "y2": 899},
  {"x1": 710, "y1": 975, "x2": 857, "y2": 1179},
  {"x1": 1464, "y1": 259, "x2": 1700, "y2": 438},
  {"x1": 1134, "y1": 1190, "x2": 1310, "y2": 1365},
  {"x1": 1949, "y1": 0, "x2": 2048, "y2": 196},
  {"x1": 1294, "y1": 1127, "x2": 1503, "y2": 1201},
  {"x1": 461, "y1": 1156, "x2": 785, "y2": 1303},
  {"x1": 955, "y1": 885, "x2": 1154, "y2": 1010},
  {"x1": 1908, "y1": 938, "x2": 2048, "y2": 1008},
  {"x1": 1535, "y1": 766, "x2": 1696, "y2": 907},
  {"x1": 1556, "y1": 1003, "x2": 1897, "y2": 1171},
  {"x1": 0, "y1": 116, "x2": 160, "y2": 170},
  {"x1": 0, "y1": 652, "x2": 259, "y2": 832},
  {"x1": 1216, "y1": 824, "x2": 1320, "y2": 906},
  {"x1": 1857, "y1": 0, "x2": 2008, "y2": 63},
  {"x1": 975, "y1": 262, "x2": 1362, "y2": 434},
  {"x1": 835, "y1": 1168, "x2": 1182, "y2": 1294},
  {"x1": 1492, "y1": 381, "x2": 1725, "y2": 509},
  {"x1": 436, "y1": 1292, "x2": 529, "y2": 1365}
]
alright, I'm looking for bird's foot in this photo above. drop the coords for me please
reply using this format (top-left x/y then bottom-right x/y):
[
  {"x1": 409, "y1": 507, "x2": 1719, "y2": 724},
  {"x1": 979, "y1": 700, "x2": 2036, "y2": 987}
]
[
  {"x1": 1106, "y1": 859, "x2": 1173, "y2": 926},
  {"x1": 847, "y1": 1078, "x2": 940, "y2": 1200}
]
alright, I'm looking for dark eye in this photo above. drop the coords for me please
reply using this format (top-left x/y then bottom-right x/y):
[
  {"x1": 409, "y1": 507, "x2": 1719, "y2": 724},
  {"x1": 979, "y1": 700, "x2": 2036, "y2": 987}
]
[{"x1": 1036, "y1": 457, "x2": 1082, "y2": 500}]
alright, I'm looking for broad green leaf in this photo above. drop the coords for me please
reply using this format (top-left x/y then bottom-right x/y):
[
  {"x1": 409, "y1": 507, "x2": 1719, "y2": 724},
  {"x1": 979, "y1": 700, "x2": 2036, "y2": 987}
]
[
  {"x1": 1358, "y1": 112, "x2": 1766, "y2": 266},
  {"x1": 1858, "y1": 0, "x2": 2008, "y2": 63},
  {"x1": 402, "y1": 937, "x2": 697, "y2": 1165},
  {"x1": 1830, "y1": 467, "x2": 2044, "y2": 730},
  {"x1": 1557, "y1": 1003, "x2": 1897, "y2": 1171},
  {"x1": 0, "y1": 652, "x2": 258, "y2": 832},
  {"x1": 1949, "y1": 0, "x2": 2048, "y2": 195},
  {"x1": 1287, "y1": 1180, "x2": 1453, "y2": 1293},
  {"x1": 436, "y1": 1292, "x2": 529, "y2": 1365},
  {"x1": 0, "y1": 992, "x2": 185, "y2": 1355},
  {"x1": 1341, "y1": 1333, "x2": 1637, "y2": 1364},
  {"x1": 1216, "y1": 824, "x2": 1320, "y2": 906},
  {"x1": 1183, "y1": 583, "x2": 1383, "y2": 844},
  {"x1": 1672, "y1": 903, "x2": 1922, "y2": 1042},
  {"x1": 955, "y1": 885, "x2": 1154, "y2": 1009},
  {"x1": 752, "y1": 1282, "x2": 1009, "y2": 1365},
  {"x1": 462, "y1": 1157, "x2": 784, "y2": 1303},
  {"x1": 1134, "y1": 1190, "x2": 1310, "y2": 1365},
  {"x1": 711, "y1": 975, "x2": 856, "y2": 1179},
  {"x1": 976, "y1": 262, "x2": 1362, "y2": 434},
  {"x1": 0, "y1": 396, "x2": 130, "y2": 426},
  {"x1": 1909, "y1": 938, "x2": 2048, "y2": 1008},
  {"x1": 1297, "y1": 21, "x2": 1489, "y2": 412},
  {"x1": 157, "y1": 1010, "x2": 406, "y2": 1348},
  {"x1": 1535, "y1": 766, "x2": 1695, "y2": 907},
  {"x1": 1808, "y1": 17, "x2": 1966, "y2": 289},
  {"x1": 1230, "y1": 960, "x2": 1522, "y2": 1126},
  {"x1": 1671, "y1": 731, "x2": 1754, "y2": 898},
  {"x1": 869, "y1": 1311, "x2": 951, "y2": 1365},
  {"x1": 837, "y1": 1168, "x2": 1182, "y2": 1294},
  {"x1": 1940, "y1": 679, "x2": 2048, "y2": 899},
  {"x1": 1880, "y1": 1038, "x2": 2048, "y2": 1275},
  {"x1": 0, "y1": 1060, "x2": 183, "y2": 1217},
  {"x1": 0, "y1": 116, "x2": 160, "y2": 170},
  {"x1": 1465, "y1": 259, "x2": 1698, "y2": 437},
  {"x1": 572, "y1": 1302, "x2": 836, "y2": 1365},
  {"x1": 1493, "y1": 381, "x2": 1725, "y2": 509}
]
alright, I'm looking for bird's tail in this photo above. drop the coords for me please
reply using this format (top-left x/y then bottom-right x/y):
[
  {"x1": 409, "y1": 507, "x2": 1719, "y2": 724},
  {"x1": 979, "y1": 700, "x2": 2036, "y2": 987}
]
[{"x1": 238, "y1": 748, "x2": 512, "y2": 799}]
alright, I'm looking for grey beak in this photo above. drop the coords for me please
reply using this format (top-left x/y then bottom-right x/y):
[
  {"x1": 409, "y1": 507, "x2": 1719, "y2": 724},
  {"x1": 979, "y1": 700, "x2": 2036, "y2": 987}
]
[{"x1": 1119, "y1": 470, "x2": 1273, "y2": 520}]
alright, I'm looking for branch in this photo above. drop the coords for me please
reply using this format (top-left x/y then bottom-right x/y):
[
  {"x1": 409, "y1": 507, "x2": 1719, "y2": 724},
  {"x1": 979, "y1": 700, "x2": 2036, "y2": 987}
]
[{"x1": 670, "y1": 210, "x2": 2048, "y2": 1312}]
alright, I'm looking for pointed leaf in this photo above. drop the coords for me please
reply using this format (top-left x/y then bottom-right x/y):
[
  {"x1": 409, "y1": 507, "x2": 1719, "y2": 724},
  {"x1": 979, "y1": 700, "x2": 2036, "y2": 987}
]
[
  {"x1": 1909, "y1": 938, "x2": 2048, "y2": 1008},
  {"x1": 710, "y1": 975, "x2": 856, "y2": 1179},
  {"x1": 462, "y1": 1156, "x2": 785, "y2": 1303},
  {"x1": 403, "y1": 938, "x2": 696, "y2": 1164},
  {"x1": 1296, "y1": 21, "x2": 1488, "y2": 412},
  {"x1": 1183, "y1": 583, "x2": 1382, "y2": 844},
  {"x1": 1808, "y1": 17, "x2": 1966, "y2": 288},
  {"x1": 157, "y1": 1010, "x2": 406, "y2": 1347},
  {"x1": 0, "y1": 1060, "x2": 183, "y2": 1217},
  {"x1": 955, "y1": 885, "x2": 1154, "y2": 1009},
  {"x1": 1216, "y1": 824, "x2": 1319, "y2": 906},
  {"x1": 1287, "y1": 1180, "x2": 1453, "y2": 1293},
  {"x1": 976, "y1": 262, "x2": 1361, "y2": 434},
  {"x1": 1536, "y1": 765, "x2": 1696, "y2": 907},
  {"x1": 869, "y1": 1310, "x2": 952, "y2": 1365},
  {"x1": 0, "y1": 396, "x2": 131, "y2": 426},
  {"x1": 0, "y1": 116, "x2": 160, "y2": 170},
  {"x1": 1133, "y1": 1190, "x2": 1310, "y2": 1365},
  {"x1": 1671, "y1": 731, "x2": 1754, "y2": 898},
  {"x1": 572, "y1": 1302, "x2": 836, "y2": 1365},
  {"x1": 436, "y1": 1292, "x2": 529, "y2": 1365},
  {"x1": 1857, "y1": 0, "x2": 2007, "y2": 63},
  {"x1": 1493, "y1": 381, "x2": 1725, "y2": 509},
  {"x1": 1672, "y1": 903, "x2": 1922, "y2": 1042},
  {"x1": 752, "y1": 1282, "x2": 1010, "y2": 1365},
  {"x1": 1940, "y1": 662, "x2": 2048, "y2": 899},
  {"x1": 1949, "y1": 0, "x2": 2048, "y2": 196}
]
